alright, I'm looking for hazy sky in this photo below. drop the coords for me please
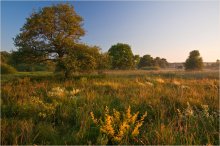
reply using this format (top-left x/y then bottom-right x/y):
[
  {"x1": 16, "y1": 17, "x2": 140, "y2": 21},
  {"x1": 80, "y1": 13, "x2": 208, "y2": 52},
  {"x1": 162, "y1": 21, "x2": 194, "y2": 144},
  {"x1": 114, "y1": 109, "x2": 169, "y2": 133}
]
[{"x1": 1, "y1": 1, "x2": 220, "y2": 62}]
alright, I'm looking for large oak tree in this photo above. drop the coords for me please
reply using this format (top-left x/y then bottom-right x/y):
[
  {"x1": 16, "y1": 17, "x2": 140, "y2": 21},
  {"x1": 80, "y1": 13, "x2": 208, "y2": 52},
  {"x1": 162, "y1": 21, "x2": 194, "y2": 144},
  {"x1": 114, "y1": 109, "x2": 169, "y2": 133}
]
[
  {"x1": 14, "y1": 4, "x2": 85, "y2": 61},
  {"x1": 14, "y1": 4, "x2": 100, "y2": 77}
]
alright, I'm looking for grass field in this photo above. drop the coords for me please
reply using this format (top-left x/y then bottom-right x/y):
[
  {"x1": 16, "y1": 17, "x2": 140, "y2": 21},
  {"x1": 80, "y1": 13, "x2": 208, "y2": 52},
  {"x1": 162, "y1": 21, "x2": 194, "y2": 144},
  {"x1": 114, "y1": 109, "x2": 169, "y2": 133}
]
[{"x1": 1, "y1": 70, "x2": 219, "y2": 145}]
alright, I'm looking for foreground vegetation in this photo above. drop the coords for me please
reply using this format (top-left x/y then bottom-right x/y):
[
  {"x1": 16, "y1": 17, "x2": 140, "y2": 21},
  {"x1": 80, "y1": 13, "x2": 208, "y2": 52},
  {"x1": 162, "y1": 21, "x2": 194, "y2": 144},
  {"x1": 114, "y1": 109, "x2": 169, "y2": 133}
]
[{"x1": 1, "y1": 70, "x2": 219, "y2": 145}]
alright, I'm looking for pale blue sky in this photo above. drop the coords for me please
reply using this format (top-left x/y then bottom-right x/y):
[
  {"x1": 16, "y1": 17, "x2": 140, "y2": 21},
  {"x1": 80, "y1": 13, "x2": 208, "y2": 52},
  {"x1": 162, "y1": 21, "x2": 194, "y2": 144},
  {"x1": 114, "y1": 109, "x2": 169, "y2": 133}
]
[{"x1": 1, "y1": 1, "x2": 220, "y2": 62}]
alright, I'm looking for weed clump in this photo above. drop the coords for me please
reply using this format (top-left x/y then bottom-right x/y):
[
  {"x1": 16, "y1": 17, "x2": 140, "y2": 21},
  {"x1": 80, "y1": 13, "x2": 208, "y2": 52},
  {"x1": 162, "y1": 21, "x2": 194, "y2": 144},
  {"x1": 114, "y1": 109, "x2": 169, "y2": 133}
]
[{"x1": 90, "y1": 106, "x2": 147, "y2": 144}]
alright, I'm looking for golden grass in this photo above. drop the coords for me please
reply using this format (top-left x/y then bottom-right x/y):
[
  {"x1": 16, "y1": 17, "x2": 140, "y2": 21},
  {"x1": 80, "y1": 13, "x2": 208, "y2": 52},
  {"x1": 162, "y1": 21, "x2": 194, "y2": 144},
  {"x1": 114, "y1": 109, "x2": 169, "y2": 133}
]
[{"x1": 1, "y1": 70, "x2": 219, "y2": 145}]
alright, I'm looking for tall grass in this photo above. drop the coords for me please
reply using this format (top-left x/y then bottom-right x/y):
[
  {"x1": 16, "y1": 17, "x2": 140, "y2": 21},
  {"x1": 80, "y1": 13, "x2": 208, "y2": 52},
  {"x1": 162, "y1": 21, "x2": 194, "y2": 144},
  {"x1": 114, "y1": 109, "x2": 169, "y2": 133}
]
[{"x1": 1, "y1": 70, "x2": 219, "y2": 144}]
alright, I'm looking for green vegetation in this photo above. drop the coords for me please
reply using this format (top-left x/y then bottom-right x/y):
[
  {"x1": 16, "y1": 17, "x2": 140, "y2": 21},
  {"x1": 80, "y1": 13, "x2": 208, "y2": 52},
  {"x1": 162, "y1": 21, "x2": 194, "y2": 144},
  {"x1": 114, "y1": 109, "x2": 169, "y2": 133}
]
[
  {"x1": 138, "y1": 55, "x2": 168, "y2": 69},
  {"x1": 185, "y1": 50, "x2": 203, "y2": 70},
  {"x1": 0, "y1": 63, "x2": 17, "y2": 74},
  {"x1": 1, "y1": 70, "x2": 219, "y2": 145},
  {"x1": 108, "y1": 43, "x2": 134, "y2": 69},
  {"x1": 13, "y1": 4, "x2": 102, "y2": 77}
]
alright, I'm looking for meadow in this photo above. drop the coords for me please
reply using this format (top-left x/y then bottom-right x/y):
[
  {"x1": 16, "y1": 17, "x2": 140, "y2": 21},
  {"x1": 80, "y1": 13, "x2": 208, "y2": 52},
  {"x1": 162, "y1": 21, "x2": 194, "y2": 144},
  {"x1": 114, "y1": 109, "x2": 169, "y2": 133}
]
[{"x1": 1, "y1": 70, "x2": 219, "y2": 145}]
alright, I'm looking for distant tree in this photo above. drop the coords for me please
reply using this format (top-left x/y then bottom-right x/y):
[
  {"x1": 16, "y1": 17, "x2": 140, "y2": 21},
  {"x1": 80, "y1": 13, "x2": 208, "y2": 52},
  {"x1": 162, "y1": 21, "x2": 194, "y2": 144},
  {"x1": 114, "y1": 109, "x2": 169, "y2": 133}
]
[
  {"x1": 159, "y1": 58, "x2": 169, "y2": 68},
  {"x1": 184, "y1": 50, "x2": 203, "y2": 70},
  {"x1": 133, "y1": 55, "x2": 140, "y2": 68},
  {"x1": 97, "y1": 53, "x2": 111, "y2": 70},
  {"x1": 0, "y1": 51, "x2": 11, "y2": 64},
  {"x1": 153, "y1": 57, "x2": 168, "y2": 68},
  {"x1": 55, "y1": 44, "x2": 100, "y2": 76},
  {"x1": 0, "y1": 51, "x2": 17, "y2": 74},
  {"x1": 13, "y1": 4, "x2": 99, "y2": 77},
  {"x1": 210, "y1": 59, "x2": 220, "y2": 69},
  {"x1": 138, "y1": 54, "x2": 154, "y2": 68},
  {"x1": 216, "y1": 59, "x2": 220, "y2": 68},
  {"x1": 154, "y1": 57, "x2": 161, "y2": 67},
  {"x1": 9, "y1": 50, "x2": 56, "y2": 72},
  {"x1": 1, "y1": 63, "x2": 17, "y2": 74},
  {"x1": 108, "y1": 43, "x2": 134, "y2": 69}
]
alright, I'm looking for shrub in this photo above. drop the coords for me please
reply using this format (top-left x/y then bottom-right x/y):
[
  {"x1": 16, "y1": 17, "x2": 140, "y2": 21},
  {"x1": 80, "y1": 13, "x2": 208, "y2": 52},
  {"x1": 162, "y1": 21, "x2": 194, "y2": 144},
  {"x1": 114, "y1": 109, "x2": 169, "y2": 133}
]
[
  {"x1": 1, "y1": 63, "x2": 17, "y2": 74},
  {"x1": 90, "y1": 106, "x2": 147, "y2": 144}
]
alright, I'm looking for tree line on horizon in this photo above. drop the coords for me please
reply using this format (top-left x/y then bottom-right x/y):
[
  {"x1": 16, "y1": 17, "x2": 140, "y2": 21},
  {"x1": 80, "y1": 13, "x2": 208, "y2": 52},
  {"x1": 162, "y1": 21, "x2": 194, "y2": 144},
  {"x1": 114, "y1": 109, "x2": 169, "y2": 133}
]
[{"x1": 1, "y1": 3, "x2": 217, "y2": 77}]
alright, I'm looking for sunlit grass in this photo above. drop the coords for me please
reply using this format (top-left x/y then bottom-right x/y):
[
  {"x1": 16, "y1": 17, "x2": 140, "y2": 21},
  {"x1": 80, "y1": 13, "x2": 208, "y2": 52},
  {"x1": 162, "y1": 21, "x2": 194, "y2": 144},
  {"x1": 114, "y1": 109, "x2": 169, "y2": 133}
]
[{"x1": 1, "y1": 70, "x2": 219, "y2": 145}]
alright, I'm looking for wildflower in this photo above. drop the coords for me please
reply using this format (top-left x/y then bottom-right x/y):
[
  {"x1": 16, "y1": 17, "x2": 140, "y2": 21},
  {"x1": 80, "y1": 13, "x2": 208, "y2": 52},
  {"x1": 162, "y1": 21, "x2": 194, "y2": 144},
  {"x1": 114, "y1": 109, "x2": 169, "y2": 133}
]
[
  {"x1": 201, "y1": 104, "x2": 209, "y2": 111},
  {"x1": 137, "y1": 80, "x2": 153, "y2": 87},
  {"x1": 173, "y1": 80, "x2": 181, "y2": 86},
  {"x1": 91, "y1": 106, "x2": 147, "y2": 143},
  {"x1": 48, "y1": 87, "x2": 65, "y2": 97},
  {"x1": 131, "y1": 112, "x2": 147, "y2": 137},
  {"x1": 137, "y1": 81, "x2": 146, "y2": 87},
  {"x1": 114, "y1": 121, "x2": 130, "y2": 142},
  {"x1": 146, "y1": 81, "x2": 154, "y2": 86},
  {"x1": 30, "y1": 96, "x2": 58, "y2": 117},
  {"x1": 181, "y1": 85, "x2": 190, "y2": 89},
  {"x1": 201, "y1": 104, "x2": 209, "y2": 117},
  {"x1": 131, "y1": 122, "x2": 142, "y2": 137},
  {"x1": 130, "y1": 112, "x2": 139, "y2": 125},
  {"x1": 105, "y1": 106, "x2": 109, "y2": 114},
  {"x1": 177, "y1": 108, "x2": 183, "y2": 118},
  {"x1": 155, "y1": 78, "x2": 165, "y2": 83},
  {"x1": 126, "y1": 106, "x2": 132, "y2": 119},
  {"x1": 113, "y1": 109, "x2": 121, "y2": 123},
  {"x1": 38, "y1": 112, "x2": 46, "y2": 118},
  {"x1": 185, "y1": 102, "x2": 194, "y2": 117},
  {"x1": 94, "y1": 81, "x2": 121, "y2": 89},
  {"x1": 90, "y1": 112, "x2": 98, "y2": 124},
  {"x1": 100, "y1": 115, "x2": 115, "y2": 137},
  {"x1": 69, "y1": 88, "x2": 80, "y2": 96}
]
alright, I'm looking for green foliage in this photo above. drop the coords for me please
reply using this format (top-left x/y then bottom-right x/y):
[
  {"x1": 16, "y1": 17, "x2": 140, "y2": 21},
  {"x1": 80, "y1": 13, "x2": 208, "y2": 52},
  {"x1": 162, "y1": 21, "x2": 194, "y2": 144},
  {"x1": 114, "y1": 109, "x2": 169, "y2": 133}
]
[
  {"x1": 13, "y1": 3, "x2": 95, "y2": 76},
  {"x1": 13, "y1": 63, "x2": 54, "y2": 72},
  {"x1": 108, "y1": 43, "x2": 134, "y2": 69},
  {"x1": 138, "y1": 55, "x2": 168, "y2": 69},
  {"x1": 97, "y1": 53, "x2": 111, "y2": 70},
  {"x1": 184, "y1": 50, "x2": 203, "y2": 70},
  {"x1": 55, "y1": 44, "x2": 100, "y2": 77},
  {"x1": 154, "y1": 57, "x2": 169, "y2": 68},
  {"x1": 13, "y1": 3, "x2": 112, "y2": 76},
  {"x1": 0, "y1": 51, "x2": 11, "y2": 64},
  {"x1": 1, "y1": 63, "x2": 17, "y2": 74},
  {"x1": 133, "y1": 55, "x2": 140, "y2": 68},
  {"x1": 138, "y1": 54, "x2": 154, "y2": 68},
  {"x1": 14, "y1": 3, "x2": 85, "y2": 62},
  {"x1": 1, "y1": 51, "x2": 54, "y2": 72}
]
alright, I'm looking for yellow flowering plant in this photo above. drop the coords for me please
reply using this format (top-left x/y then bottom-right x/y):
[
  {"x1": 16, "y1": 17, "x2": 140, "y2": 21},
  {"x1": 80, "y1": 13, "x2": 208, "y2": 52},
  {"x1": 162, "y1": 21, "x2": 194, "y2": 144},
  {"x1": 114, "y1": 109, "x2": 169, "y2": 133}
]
[{"x1": 90, "y1": 106, "x2": 147, "y2": 144}]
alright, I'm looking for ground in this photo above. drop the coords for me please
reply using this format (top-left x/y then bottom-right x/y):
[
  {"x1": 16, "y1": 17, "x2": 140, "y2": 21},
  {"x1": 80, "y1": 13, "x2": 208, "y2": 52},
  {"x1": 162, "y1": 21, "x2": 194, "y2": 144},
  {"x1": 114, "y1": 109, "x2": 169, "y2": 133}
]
[{"x1": 1, "y1": 70, "x2": 219, "y2": 145}]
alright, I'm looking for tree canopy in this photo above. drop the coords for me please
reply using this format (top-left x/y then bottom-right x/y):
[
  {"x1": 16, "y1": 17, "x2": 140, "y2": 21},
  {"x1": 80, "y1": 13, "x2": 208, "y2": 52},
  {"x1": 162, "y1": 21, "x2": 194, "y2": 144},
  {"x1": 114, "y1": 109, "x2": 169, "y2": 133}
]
[
  {"x1": 184, "y1": 50, "x2": 203, "y2": 70},
  {"x1": 108, "y1": 43, "x2": 134, "y2": 69},
  {"x1": 138, "y1": 55, "x2": 168, "y2": 69},
  {"x1": 13, "y1": 4, "x2": 106, "y2": 77},
  {"x1": 138, "y1": 54, "x2": 154, "y2": 68},
  {"x1": 14, "y1": 4, "x2": 85, "y2": 63}
]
